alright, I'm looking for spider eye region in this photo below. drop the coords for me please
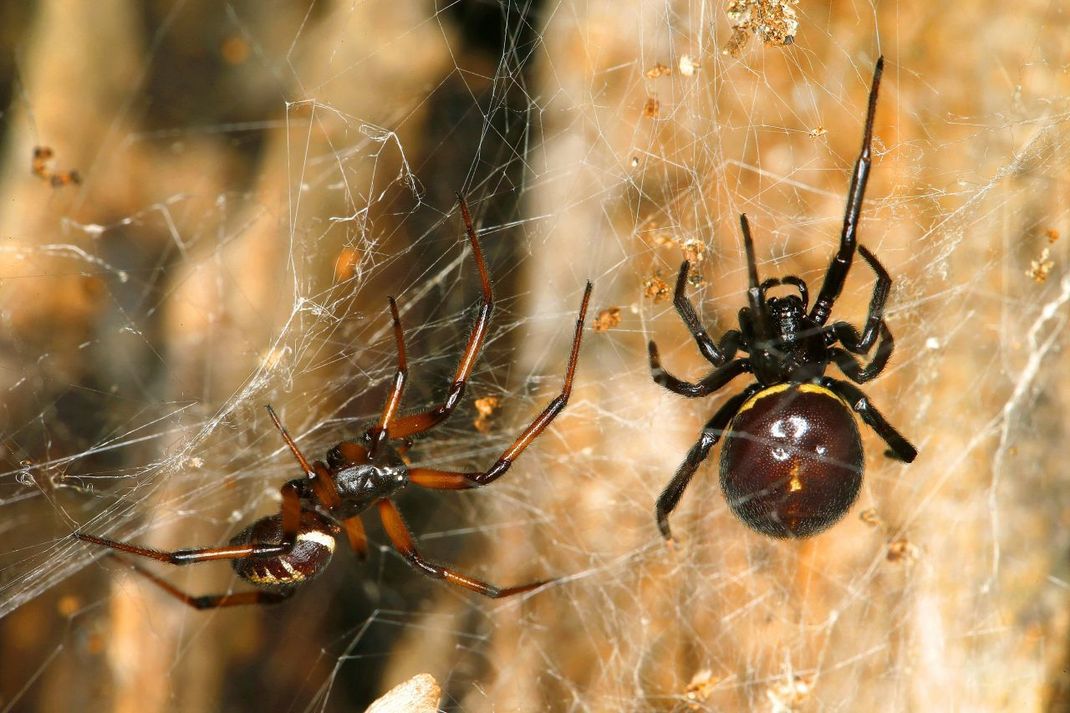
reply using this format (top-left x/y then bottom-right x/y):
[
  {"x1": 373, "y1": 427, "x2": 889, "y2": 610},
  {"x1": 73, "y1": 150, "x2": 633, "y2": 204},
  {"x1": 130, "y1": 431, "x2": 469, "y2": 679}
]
[
  {"x1": 767, "y1": 294, "x2": 802, "y2": 311},
  {"x1": 719, "y1": 383, "x2": 863, "y2": 538}
]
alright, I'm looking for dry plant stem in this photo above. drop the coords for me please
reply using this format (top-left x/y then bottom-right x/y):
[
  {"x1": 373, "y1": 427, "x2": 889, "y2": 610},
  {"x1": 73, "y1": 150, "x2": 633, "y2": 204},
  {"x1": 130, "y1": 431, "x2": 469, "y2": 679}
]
[{"x1": 365, "y1": 673, "x2": 441, "y2": 713}]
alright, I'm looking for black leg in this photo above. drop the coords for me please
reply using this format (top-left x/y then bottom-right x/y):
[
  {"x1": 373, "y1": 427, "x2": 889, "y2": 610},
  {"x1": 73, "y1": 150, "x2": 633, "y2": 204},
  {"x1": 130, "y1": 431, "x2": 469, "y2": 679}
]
[
  {"x1": 656, "y1": 385, "x2": 760, "y2": 541},
  {"x1": 377, "y1": 499, "x2": 549, "y2": 598},
  {"x1": 648, "y1": 342, "x2": 752, "y2": 398},
  {"x1": 828, "y1": 245, "x2": 890, "y2": 353},
  {"x1": 830, "y1": 322, "x2": 894, "y2": 383},
  {"x1": 821, "y1": 377, "x2": 917, "y2": 462},
  {"x1": 739, "y1": 215, "x2": 773, "y2": 344},
  {"x1": 669, "y1": 261, "x2": 742, "y2": 366},
  {"x1": 111, "y1": 556, "x2": 292, "y2": 610},
  {"x1": 267, "y1": 405, "x2": 344, "y2": 509},
  {"x1": 810, "y1": 57, "x2": 884, "y2": 326}
]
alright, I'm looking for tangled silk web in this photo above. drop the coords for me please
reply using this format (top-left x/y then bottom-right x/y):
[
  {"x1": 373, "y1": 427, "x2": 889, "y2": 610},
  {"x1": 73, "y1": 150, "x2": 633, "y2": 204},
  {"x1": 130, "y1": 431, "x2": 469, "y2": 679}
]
[{"x1": 1, "y1": 2, "x2": 1069, "y2": 712}]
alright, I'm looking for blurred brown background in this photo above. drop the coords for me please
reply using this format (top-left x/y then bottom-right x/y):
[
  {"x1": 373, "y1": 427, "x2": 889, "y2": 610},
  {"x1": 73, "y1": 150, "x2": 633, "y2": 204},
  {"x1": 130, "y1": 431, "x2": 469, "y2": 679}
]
[{"x1": 0, "y1": 0, "x2": 1067, "y2": 711}]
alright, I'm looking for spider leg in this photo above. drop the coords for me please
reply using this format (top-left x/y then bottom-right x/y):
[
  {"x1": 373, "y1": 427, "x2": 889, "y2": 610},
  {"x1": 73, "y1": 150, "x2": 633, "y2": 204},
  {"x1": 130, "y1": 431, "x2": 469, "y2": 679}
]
[
  {"x1": 76, "y1": 481, "x2": 304, "y2": 564},
  {"x1": 656, "y1": 385, "x2": 761, "y2": 541},
  {"x1": 377, "y1": 499, "x2": 549, "y2": 598},
  {"x1": 648, "y1": 342, "x2": 752, "y2": 398},
  {"x1": 652, "y1": 260, "x2": 746, "y2": 389},
  {"x1": 409, "y1": 282, "x2": 592, "y2": 490},
  {"x1": 739, "y1": 215, "x2": 774, "y2": 344},
  {"x1": 821, "y1": 377, "x2": 917, "y2": 462},
  {"x1": 366, "y1": 296, "x2": 408, "y2": 456},
  {"x1": 829, "y1": 322, "x2": 894, "y2": 383},
  {"x1": 110, "y1": 556, "x2": 292, "y2": 610},
  {"x1": 810, "y1": 57, "x2": 884, "y2": 326},
  {"x1": 827, "y1": 245, "x2": 890, "y2": 353},
  {"x1": 266, "y1": 405, "x2": 343, "y2": 509},
  {"x1": 670, "y1": 261, "x2": 742, "y2": 366},
  {"x1": 386, "y1": 195, "x2": 494, "y2": 440},
  {"x1": 343, "y1": 516, "x2": 369, "y2": 561}
]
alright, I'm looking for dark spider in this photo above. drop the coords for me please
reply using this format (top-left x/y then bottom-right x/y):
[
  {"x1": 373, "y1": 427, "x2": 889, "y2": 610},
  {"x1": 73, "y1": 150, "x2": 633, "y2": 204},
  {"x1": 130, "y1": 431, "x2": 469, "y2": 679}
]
[
  {"x1": 648, "y1": 57, "x2": 917, "y2": 540},
  {"x1": 76, "y1": 196, "x2": 593, "y2": 607}
]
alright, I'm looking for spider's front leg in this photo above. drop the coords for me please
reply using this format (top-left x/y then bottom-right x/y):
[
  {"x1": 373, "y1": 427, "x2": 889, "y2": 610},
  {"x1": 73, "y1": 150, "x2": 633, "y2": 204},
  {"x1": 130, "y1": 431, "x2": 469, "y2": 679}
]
[
  {"x1": 365, "y1": 296, "x2": 408, "y2": 456},
  {"x1": 647, "y1": 345, "x2": 752, "y2": 398},
  {"x1": 830, "y1": 322, "x2": 894, "y2": 384},
  {"x1": 656, "y1": 385, "x2": 760, "y2": 541},
  {"x1": 810, "y1": 57, "x2": 884, "y2": 326},
  {"x1": 671, "y1": 260, "x2": 743, "y2": 366},
  {"x1": 827, "y1": 245, "x2": 890, "y2": 354}
]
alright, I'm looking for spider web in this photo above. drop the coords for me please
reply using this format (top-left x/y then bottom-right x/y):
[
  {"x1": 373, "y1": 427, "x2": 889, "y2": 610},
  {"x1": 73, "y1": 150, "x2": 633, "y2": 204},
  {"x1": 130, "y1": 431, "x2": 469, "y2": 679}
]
[{"x1": 1, "y1": 1, "x2": 1069, "y2": 712}]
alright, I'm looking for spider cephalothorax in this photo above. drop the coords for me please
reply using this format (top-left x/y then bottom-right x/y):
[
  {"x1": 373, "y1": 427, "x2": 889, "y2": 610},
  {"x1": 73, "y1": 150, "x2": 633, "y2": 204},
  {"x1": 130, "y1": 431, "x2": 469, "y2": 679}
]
[
  {"x1": 649, "y1": 57, "x2": 917, "y2": 540},
  {"x1": 77, "y1": 196, "x2": 593, "y2": 607}
]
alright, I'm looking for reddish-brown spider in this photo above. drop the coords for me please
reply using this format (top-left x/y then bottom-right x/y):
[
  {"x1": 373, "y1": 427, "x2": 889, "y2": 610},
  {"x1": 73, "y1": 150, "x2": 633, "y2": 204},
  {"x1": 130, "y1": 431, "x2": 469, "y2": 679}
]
[{"x1": 77, "y1": 196, "x2": 593, "y2": 607}]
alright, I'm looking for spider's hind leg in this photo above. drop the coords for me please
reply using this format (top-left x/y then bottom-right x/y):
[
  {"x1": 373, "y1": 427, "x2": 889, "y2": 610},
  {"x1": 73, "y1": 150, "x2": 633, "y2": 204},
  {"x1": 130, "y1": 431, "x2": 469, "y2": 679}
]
[
  {"x1": 670, "y1": 261, "x2": 742, "y2": 366},
  {"x1": 76, "y1": 480, "x2": 305, "y2": 565},
  {"x1": 110, "y1": 556, "x2": 293, "y2": 610}
]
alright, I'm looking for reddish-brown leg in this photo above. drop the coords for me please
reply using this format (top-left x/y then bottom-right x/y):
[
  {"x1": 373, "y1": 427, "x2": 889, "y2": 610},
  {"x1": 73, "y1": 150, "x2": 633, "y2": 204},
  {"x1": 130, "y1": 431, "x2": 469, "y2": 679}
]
[
  {"x1": 366, "y1": 296, "x2": 408, "y2": 457},
  {"x1": 112, "y1": 557, "x2": 292, "y2": 610},
  {"x1": 75, "y1": 481, "x2": 304, "y2": 564},
  {"x1": 266, "y1": 404, "x2": 343, "y2": 509},
  {"x1": 376, "y1": 499, "x2": 549, "y2": 598},
  {"x1": 409, "y1": 281, "x2": 592, "y2": 490},
  {"x1": 343, "y1": 516, "x2": 369, "y2": 560},
  {"x1": 386, "y1": 195, "x2": 494, "y2": 440}
]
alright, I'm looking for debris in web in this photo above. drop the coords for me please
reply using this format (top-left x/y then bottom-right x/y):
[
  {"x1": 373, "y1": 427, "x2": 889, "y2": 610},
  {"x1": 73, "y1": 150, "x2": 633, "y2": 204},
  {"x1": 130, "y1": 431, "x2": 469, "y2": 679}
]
[
  {"x1": 1027, "y1": 247, "x2": 1055, "y2": 283},
  {"x1": 643, "y1": 273, "x2": 671, "y2": 303},
  {"x1": 31, "y1": 145, "x2": 82, "y2": 187},
  {"x1": 723, "y1": 0, "x2": 800, "y2": 57},
  {"x1": 593, "y1": 307, "x2": 622, "y2": 332},
  {"x1": 473, "y1": 395, "x2": 501, "y2": 433}
]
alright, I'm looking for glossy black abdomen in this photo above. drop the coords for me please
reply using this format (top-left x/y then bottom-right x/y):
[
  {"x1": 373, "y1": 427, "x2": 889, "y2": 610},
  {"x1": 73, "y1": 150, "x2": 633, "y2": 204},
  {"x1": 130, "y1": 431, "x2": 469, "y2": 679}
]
[{"x1": 719, "y1": 383, "x2": 863, "y2": 538}]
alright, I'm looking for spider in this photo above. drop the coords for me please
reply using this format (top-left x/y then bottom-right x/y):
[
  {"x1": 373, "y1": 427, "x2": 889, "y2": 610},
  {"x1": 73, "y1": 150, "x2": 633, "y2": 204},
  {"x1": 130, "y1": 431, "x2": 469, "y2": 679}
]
[
  {"x1": 648, "y1": 57, "x2": 917, "y2": 541},
  {"x1": 76, "y1": 196, "x2": 594, "y2": 607}
]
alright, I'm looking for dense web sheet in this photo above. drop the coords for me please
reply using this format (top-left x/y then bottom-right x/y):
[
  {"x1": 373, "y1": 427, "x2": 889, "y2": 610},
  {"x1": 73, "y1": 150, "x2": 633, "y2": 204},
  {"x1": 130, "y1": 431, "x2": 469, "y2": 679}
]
[{"x1": 0, "y1": 1, "x2": 1068, "y2": 711}]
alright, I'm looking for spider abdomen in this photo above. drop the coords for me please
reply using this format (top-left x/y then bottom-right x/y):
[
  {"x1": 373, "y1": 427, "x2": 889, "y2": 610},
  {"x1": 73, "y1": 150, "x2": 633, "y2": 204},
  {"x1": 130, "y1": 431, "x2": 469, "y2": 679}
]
[
  {"x1": 719, "y1": 383, "x2": 863, "y2": 538},
  {"x1": 230, "y1": 511, "x2": 339, "y2": 591}
]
